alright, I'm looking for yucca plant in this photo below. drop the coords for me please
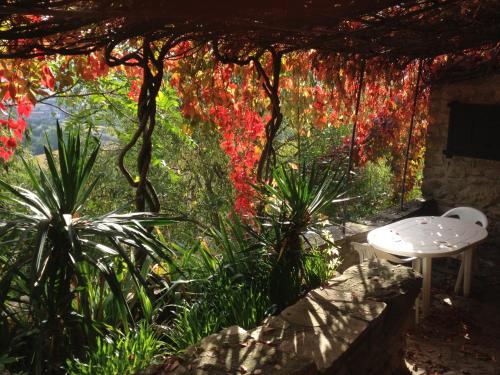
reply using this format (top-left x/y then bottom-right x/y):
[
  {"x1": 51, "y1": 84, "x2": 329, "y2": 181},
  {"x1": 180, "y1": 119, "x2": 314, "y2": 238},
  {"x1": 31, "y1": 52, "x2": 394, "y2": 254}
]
[
  {"x1": 0, "y1": 123, "x2": 177, "y2": 374},
  {"x1": 251, "y1": 162, "x2": 347, "y2": 310}
]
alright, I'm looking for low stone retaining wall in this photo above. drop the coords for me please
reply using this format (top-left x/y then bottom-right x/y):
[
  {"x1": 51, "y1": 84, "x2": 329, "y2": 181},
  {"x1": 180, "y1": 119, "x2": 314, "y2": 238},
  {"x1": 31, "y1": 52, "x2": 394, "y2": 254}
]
[{"x1": 145, "y1": 261, "x2": 422, "y2": 375}]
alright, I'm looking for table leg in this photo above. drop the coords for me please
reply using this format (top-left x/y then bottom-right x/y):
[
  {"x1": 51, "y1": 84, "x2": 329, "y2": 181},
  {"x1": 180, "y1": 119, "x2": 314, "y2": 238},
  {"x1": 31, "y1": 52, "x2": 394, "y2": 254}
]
[
  {"x1": 412, "y1": 258, "x2": 421, "y2": 273},
  {"x1": 463, "y1": 249, "x2": 473, "y2": 297},
  {"x1": 412, "y1": 258, "x2": 422, "y2": 324},
  {"x1": 422, "y1": 257, "x2": 432, "y2": 317}
]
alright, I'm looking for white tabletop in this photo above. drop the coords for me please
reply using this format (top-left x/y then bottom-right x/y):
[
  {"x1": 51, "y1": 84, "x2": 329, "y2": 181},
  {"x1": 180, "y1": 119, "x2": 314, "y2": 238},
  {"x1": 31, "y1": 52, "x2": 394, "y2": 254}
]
[{"x1": 367, "y1": 216, "x2": 488, "y2": 258}]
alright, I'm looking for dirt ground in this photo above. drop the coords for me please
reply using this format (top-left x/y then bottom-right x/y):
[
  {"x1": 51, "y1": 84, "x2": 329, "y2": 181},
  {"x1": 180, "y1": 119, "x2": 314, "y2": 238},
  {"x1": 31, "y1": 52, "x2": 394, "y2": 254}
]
[{"x1": 405, "y1": 242, "x2": 500, "y2": 375}]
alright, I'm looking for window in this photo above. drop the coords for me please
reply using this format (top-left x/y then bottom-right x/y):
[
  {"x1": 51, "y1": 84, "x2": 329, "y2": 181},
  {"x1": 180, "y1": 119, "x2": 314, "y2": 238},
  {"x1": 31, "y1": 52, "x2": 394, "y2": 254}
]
[{"x1": 444, "y1": 101, "x2": 500, "y2": 161}]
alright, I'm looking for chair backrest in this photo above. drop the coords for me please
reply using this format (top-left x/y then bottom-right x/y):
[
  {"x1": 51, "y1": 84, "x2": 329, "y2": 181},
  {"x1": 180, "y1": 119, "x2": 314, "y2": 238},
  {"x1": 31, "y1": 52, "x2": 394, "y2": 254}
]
[
  {"x1": 350, "y1": 242, "x2": 415, "y2": 264},
  {"x1": 351, "y1": 242, "x2": 375, "y2": 262},
  {"x1": 441, "y1": 206, "x2": 488, "y2": 228}
]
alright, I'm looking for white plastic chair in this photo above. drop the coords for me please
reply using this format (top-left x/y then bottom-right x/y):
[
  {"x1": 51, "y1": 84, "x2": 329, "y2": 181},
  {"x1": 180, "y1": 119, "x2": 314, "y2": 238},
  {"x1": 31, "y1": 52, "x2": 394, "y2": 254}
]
[
  {"x1": 441, "y1": 207, "x2": 488, "y2": 294},
  {"x1": 351, "y1": 242, "x2": 422, "y2": 323},
  {"x1": 351, "y1": 242, "x2": 418, "y2": 266}
]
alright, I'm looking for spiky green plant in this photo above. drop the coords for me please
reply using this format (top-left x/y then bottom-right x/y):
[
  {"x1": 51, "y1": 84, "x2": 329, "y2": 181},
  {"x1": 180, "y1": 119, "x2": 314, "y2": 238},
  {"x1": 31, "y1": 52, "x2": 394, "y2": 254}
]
[
  {"x1": 0, "y1": 123, "x2": 177, "y2": 374},
  {"x1": 251, "y1": 162, "x2": 347, "y2": 310}
]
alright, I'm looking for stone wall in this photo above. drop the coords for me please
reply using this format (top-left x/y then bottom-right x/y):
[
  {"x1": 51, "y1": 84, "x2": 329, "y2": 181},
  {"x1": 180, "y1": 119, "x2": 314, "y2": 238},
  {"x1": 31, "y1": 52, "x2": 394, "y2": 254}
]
[
  {"x1": 421, "y1": 74, "x2": 500, "y2": 239},
  {"x1": 143, "y1": 261, "x2": 422, "y2": 375}
]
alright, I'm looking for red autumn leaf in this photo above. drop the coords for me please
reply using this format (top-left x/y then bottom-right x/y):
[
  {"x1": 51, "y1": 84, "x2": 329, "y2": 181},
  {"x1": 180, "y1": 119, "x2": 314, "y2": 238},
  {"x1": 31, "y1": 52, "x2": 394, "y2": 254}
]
[
  {"x1": 0, "y1": 146, "x2": 13, "y2": 162},
  {"x1": 17, "y1": 97, "x2": 34, "y2": 118},
  {"x1": 41, "y1": 65, "x2": 55, "y2": 89},
  {"x1": 8, "y1": 119, "x2": 18, "y2": 130},
  {"x1": 6, "y1": 137, "x2": 17, "y2": 149}
]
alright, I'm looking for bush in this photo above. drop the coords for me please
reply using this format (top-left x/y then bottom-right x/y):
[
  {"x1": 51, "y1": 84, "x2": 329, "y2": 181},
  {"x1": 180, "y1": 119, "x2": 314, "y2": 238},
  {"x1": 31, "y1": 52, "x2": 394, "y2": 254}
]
[
  {"x1": 251, "y1": 162, "x2": 347, "y2": 309},
  {"x1": 0, "y1": 124, "x2": 177, "y2": 374},
  {"x1": 163, "y1": 217, "x2": 272, "y2": 353},
  {"x1": 66, "y1": 322, "x2": 163, "y2": 375},
  {"x1": 303, "y1": 245, "x2": 339, "y2": 289},
  {"x1": 340, "y1": 159, "x2": 394, "y2": 220}
]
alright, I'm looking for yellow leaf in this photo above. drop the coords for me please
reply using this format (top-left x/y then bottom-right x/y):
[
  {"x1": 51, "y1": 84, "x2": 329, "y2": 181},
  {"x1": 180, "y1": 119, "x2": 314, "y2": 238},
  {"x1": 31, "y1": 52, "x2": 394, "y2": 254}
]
[{"x1": 182, "y1": 124, "x2": 193, "y2": 136}]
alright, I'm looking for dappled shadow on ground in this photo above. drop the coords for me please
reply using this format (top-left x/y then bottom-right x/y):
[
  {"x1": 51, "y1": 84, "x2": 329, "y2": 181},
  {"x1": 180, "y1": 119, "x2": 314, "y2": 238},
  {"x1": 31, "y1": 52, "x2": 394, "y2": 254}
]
[{"x1": 406, "y1": 242, "x2": 500, "y2": 375}]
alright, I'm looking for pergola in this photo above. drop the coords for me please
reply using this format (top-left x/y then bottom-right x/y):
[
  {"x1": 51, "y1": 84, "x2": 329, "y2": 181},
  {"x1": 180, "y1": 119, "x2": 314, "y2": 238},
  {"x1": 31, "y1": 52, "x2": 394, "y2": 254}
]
[
  {"x1": 1, "y1": 0, "x2": 499, "y2": 210},
  {"x1": 1, "y1": 0, "x2": 499, "y2": 59}
]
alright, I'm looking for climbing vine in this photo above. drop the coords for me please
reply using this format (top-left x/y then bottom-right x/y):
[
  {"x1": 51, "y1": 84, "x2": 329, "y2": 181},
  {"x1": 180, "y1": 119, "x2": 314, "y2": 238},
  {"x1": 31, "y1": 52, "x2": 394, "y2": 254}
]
[{"x1": 2, "y1": 38, "x2": 496, "y2": 215}]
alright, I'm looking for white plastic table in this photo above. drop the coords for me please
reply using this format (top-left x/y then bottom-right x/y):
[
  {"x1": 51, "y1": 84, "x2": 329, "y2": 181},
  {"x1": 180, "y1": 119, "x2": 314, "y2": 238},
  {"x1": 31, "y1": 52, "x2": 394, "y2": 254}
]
[{"x1": 367, "y1": 216, "x2": 488, "y2": 316}]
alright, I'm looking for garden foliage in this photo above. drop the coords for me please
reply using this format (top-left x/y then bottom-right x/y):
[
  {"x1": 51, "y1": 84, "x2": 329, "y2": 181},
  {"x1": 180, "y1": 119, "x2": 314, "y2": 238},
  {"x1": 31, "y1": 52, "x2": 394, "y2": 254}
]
[
  {"x1": 0, "y1": 124, "x2": 177, "y2": 373},
  {"x1": 0, "y1": 39, "x2": 455, "y2": 375}
]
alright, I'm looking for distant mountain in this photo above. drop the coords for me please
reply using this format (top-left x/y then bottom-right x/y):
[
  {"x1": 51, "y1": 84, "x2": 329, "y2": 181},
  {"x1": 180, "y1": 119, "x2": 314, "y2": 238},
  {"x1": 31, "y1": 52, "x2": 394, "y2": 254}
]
[
  {"x1": 26, "y1": 99, "x2": 67, "y2": 155},
  {"x1": 26, "y1": 99, "x2": 117, "y2": 155}
]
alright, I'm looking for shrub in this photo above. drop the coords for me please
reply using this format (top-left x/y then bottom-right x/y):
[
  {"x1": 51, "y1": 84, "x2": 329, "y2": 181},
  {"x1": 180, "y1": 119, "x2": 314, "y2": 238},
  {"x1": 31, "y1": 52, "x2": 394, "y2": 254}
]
[
  {"x1": 66, "y1": 322, "x2": 163, "y2": 375},
  {"x1": 162, "y1": 217, "x2": 272, "y2": 353},
  {"x1": 251, "y1": 162, "x2": 347, "y2": 309},
  {"x1": 0, "y1": 123, "x2": 177, "y2": 374},
  {"x1": 303, "y1": 245, "x2": 339, "y2": 289}
]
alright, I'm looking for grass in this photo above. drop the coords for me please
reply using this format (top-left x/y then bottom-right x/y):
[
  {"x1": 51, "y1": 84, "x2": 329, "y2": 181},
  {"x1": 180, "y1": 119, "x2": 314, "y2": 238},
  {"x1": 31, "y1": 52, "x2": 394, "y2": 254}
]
[{"x1": 66, "y1": 322, "x2": 163, "y2": 375}]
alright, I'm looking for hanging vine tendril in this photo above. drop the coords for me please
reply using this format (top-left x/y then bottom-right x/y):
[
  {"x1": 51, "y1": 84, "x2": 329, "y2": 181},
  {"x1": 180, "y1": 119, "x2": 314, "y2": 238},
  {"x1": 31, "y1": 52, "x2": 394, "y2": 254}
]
[
  {"x1": 400, "y1": 59, "x2": 424, "y2": 209},
  {"x1": 105, "y1": 38, "x2": 177, "y2": 212},
  {"x1": 212, "y1": 41, "x2": 284, "y2": 183}
]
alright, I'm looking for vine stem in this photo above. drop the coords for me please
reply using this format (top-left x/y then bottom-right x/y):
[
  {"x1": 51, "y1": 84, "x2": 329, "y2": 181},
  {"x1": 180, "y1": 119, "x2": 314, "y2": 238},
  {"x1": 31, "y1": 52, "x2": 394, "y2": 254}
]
[
  {"x1": 346, "y1": 59, "x2": 366, "y2": 182},
  {"x1": 212, "y1": 40, "x2": 283, "y2": 184},
  {"x1": 254, "y1": 47, "x2": 283, "y2": 183},
  {"x1": 106, "y1": 38, "x2": 176, "y2": 213},
  {"x1": 400, "y1": 59, "x2": 423, "y2": 210},
  {"x1": 343, "y1": 60, "x2": 365, "y2": 235}
]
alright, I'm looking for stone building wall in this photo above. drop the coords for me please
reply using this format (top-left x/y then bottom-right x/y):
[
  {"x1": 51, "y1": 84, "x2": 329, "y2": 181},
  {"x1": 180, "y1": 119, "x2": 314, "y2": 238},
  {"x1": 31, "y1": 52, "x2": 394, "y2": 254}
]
[{"x1": 421, "y1": 74, "x2": 500, "y2": 239}]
